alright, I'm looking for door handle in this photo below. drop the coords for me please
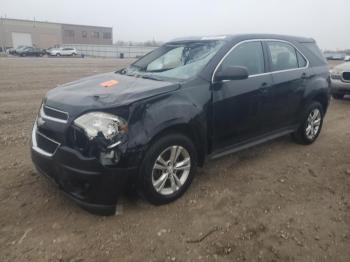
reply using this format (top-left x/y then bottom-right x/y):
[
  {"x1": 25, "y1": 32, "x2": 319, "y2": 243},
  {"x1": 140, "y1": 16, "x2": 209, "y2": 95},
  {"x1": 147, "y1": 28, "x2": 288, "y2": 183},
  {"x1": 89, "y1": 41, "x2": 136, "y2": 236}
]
[{"x1": 301, "y1": 72, "x2": 308, "y2": 79}]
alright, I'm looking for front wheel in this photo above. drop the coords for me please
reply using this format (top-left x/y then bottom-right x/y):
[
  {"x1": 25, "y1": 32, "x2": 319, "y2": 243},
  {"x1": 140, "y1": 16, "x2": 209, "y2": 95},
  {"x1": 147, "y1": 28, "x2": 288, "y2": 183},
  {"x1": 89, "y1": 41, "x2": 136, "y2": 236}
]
[
  {"x1": 138, "y1": 133, "x2": 197, "y2": 205},
  {"x1": 292, "y1": 102, "x2": 324, "y2": 145}
]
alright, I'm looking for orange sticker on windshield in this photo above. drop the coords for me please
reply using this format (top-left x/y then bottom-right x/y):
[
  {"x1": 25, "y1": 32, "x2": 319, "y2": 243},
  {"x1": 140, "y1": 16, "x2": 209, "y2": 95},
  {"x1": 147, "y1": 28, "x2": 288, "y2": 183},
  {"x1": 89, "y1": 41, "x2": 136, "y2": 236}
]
[{"x1": 100, "y1": 80, "x2": 119, "y2": 88}]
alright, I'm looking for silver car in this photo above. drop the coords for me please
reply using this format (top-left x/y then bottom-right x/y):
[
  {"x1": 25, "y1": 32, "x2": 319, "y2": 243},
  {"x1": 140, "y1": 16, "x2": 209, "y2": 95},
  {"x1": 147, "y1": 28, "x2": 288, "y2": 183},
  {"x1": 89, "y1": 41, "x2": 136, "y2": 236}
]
[
  {"x1": 330, "y1": 62, "x2": 350, "y2": 99},
  {"x1": 49, "y1": 47, "x2": 78, "y2": 56}
]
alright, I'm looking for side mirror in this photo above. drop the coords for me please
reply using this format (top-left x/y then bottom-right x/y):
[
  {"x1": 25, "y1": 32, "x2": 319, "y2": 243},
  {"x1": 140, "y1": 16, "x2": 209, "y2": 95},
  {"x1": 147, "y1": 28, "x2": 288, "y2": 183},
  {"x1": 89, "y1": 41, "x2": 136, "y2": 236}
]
[{"x1": 214, "y1": 66, "x2": 249, "y2": 82}]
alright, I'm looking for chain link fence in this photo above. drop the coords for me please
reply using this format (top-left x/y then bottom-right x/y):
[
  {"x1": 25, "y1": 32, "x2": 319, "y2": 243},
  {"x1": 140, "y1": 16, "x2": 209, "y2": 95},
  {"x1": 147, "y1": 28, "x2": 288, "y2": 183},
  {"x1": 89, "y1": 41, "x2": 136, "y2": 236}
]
[{"x1": 62, "y1": 44, "x2": 156, "y2": 58}]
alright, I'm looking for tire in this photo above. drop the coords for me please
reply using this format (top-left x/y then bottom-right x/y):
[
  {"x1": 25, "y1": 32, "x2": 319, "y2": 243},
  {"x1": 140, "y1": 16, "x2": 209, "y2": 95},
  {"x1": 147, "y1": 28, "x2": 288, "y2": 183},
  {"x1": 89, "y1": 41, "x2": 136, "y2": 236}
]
[
  {"x1": 72, "y1": 53, "x2": 76, "y2": 56},
  {"x1": 138, "y1": 133, "x2": 197, "y2": 205},
  {"x1": 292, "y1": 102, "x2": 324, "y2": 145},
  {"x1": 56, "y1": 53, "x2": 61, "y2": 57},
  {"x1": 332, "y1": 93, "x2": 344, "y2": 100}
]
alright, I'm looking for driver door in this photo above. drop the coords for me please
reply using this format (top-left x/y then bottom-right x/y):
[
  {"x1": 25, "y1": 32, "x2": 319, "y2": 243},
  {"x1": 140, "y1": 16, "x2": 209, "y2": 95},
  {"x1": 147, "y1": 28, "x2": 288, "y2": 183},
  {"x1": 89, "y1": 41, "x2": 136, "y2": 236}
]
[{"x1": 212, "y1": 41, "x2": 273, "y2": 150}]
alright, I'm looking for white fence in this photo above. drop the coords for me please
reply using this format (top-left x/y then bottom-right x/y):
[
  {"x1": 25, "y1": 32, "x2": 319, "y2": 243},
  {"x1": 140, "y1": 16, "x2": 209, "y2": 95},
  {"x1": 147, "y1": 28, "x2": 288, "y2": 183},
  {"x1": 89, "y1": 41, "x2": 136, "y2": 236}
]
[{"x1": 62, "y1": 44, "x2": 156, "y2": 58}]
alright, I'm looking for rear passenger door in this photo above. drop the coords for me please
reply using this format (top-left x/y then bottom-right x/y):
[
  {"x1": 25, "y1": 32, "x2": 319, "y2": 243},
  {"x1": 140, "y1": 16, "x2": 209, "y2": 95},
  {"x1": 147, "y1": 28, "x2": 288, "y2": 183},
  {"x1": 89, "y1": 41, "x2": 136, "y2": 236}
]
[{"x1": 263, "y1": 41, "x2": 309, "y2": 131}]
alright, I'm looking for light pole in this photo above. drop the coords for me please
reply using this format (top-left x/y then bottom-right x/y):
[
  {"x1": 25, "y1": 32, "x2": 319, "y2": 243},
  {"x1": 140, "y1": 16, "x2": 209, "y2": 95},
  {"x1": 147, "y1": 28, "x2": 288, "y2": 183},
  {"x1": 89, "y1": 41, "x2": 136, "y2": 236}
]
[{"x1": 0, "y1": 15, "x2": 8, "y2": 52}]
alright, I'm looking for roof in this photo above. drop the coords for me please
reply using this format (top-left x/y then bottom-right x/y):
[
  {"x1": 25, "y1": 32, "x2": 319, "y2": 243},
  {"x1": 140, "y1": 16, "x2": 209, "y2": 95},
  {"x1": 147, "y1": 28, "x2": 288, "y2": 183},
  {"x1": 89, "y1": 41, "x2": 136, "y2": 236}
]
[
  {"x1": 169, "y1": 34, "x2": 314, "y2": 43},
  {"x1": 0, "y1": 17, "x2": 112, "y2": 29}
]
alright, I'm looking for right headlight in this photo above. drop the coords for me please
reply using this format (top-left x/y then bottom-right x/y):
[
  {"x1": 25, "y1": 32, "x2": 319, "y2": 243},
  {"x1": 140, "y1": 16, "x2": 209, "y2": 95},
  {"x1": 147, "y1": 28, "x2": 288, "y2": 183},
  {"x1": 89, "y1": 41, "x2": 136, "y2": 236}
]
[
  {"x1": 74, "y1": 112, "x2": 128, "y2": 141},
  {"x1": 330, "y1": 68, "x2": 342, "y2": 80}
]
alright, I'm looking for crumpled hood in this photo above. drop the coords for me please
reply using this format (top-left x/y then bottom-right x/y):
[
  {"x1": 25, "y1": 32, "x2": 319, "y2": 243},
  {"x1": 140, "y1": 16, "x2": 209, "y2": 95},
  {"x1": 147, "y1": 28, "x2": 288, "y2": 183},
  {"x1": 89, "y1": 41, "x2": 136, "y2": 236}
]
[{"x1": 45, "y1": 72, "x2": 180, "y2": 115}]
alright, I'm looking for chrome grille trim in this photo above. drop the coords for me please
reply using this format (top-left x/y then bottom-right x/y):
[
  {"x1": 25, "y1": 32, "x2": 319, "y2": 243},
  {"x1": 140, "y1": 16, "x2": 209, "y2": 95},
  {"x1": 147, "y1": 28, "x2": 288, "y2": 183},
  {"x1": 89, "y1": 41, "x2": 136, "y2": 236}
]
[
  {"x1": 40, "y1": 105, "x2": 69, "y2": 124},
  {"x1": 32, "y1": 121, "x2": 60, "y2": 157}
]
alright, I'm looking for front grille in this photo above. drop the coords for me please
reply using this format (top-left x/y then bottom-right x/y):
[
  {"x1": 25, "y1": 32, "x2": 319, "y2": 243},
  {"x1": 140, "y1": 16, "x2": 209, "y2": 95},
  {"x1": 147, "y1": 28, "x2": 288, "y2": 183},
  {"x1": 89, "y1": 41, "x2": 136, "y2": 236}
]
[
  {"x1": 42, "y1": 105, "x2": 68, "y2": 122},
  {"x1": 37, "y1": 125, "x2": 63, "y2": 143},
  {"x1": 35, "y1": 130, "x2": 60, "y2": 155},
  {"x1": 342, "y1": 72, "x2": 350, "y2": 82}
]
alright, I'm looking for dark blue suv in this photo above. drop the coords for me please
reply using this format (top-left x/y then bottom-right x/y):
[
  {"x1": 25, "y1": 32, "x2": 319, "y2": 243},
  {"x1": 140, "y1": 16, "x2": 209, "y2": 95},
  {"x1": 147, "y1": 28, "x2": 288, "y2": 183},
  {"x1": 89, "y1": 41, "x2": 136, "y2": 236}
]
[{"x1": 31, "y1": 34, "x2": 330, "y2": 215}]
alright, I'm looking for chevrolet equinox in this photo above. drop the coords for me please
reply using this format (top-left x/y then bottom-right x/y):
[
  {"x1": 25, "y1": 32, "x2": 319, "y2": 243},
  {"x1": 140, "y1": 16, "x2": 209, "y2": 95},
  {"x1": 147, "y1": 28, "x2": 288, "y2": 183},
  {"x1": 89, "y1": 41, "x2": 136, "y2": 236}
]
[{"x1": 31, "y1": 34, "x2": 330, "y2": 215}]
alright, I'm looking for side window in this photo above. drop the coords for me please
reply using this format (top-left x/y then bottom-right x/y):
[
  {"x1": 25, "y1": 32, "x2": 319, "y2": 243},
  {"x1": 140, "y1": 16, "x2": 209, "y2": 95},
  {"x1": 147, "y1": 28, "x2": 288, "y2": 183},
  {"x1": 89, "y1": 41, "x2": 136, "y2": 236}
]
[
  {"x1": 296, "y1": 51, "x2": 307, "y2": 67},
  {"x1": 221, "y1": 42, "x2": 264, "y2": 75},
  {"x1": 267, "y1": 42, "x2": 298, "y2": 71}
]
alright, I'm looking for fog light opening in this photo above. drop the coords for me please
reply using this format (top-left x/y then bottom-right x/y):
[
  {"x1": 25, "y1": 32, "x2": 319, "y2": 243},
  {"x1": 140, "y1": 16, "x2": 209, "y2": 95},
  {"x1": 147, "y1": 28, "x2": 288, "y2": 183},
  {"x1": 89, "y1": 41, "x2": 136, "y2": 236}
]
[{"x1": 100, "y1": 149, "x2": 121, "y2": 166}]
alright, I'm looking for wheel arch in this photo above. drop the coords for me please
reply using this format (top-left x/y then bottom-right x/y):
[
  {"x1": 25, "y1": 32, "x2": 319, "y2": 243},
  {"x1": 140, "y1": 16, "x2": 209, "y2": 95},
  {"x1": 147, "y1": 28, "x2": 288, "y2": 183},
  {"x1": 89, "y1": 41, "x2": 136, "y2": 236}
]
[
  {"x1": 145, "y1": 123, "x2": 207, "y2": 167},
  {"x1": 312, "y1": 93, "x2": 329, "y2": 114}
]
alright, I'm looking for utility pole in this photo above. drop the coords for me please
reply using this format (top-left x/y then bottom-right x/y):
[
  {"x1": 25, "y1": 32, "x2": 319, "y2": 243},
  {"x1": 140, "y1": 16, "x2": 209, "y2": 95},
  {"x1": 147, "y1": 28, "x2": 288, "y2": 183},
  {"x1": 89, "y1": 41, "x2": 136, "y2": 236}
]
[{"x1": 0, "y1": 15, "x2": 5, "y2": 52}]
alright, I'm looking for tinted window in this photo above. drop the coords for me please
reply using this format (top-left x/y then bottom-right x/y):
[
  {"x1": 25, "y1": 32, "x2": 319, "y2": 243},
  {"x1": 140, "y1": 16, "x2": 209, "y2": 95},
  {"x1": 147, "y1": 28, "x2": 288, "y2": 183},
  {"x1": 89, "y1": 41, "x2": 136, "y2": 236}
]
[
  {"x1": 296, "y1": 51, "x2": 307, "y2": 67},
  {"x1": 221, "y1": 42, "x2": 264, "y2": 75},
  {"x1": 267, "y1": 42, "x2": 298, "y2": 71}
]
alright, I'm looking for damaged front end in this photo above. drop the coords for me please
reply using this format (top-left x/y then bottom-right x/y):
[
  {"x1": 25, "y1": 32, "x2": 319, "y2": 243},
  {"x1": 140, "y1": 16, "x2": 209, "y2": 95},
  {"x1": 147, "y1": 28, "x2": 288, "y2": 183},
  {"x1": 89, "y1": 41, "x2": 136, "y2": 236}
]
[{"x1": 69, "y1": 112, "x2": 128, "y2": 166}]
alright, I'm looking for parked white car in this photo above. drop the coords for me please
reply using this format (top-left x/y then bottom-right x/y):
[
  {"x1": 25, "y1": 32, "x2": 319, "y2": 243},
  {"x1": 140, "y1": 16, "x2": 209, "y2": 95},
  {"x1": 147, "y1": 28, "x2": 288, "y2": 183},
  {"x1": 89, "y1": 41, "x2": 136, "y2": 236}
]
[
  {"x1": 49, "y1": 47, "x2": 78, "y2": 56},
  {"x1": 344, "y1": 55, "x2": 350, "y2": 62}
]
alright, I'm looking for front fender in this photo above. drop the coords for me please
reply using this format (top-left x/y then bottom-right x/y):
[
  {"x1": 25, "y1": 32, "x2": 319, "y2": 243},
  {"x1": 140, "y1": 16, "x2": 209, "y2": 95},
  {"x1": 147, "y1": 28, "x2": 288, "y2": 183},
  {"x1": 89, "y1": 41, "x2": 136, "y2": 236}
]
[
  {"x1": 130, "y1": 91, "x2": 205, "y2": 144},
  {"x1": 126, "y1": 82, "x2": 210, "y2": 166}
]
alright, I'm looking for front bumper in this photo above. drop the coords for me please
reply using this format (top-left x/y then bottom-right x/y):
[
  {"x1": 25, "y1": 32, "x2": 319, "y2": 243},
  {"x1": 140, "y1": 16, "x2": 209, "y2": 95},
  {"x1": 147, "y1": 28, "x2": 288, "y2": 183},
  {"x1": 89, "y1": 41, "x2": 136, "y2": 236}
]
[
  {"x1": 331, "y1": 79, "x2": 350, "y2": 94},
  {"x1": 31, "y1": 125, "x2": 138, "y2": 215}
]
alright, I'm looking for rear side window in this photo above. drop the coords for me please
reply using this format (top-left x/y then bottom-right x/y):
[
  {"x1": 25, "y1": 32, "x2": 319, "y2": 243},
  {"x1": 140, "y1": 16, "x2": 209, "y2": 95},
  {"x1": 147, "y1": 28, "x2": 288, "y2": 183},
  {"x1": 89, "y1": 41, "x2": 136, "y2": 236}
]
[
  {"x1": 297, "y1": 52, "x2": 307, "y2": 67},
  {"x1": 267, "y1": 42, "x2": 298, "y2": 71},
  {"x1": 221, "y1": 41, "x2": 265, "y2": 75}
]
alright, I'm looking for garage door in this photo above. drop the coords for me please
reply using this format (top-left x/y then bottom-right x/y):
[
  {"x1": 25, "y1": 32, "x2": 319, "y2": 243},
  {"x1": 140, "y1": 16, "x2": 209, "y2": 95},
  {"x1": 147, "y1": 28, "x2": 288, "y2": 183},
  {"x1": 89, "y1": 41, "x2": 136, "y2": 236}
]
[{"x1": 12, "y1": 32, "x2": 33, "y2": 48}]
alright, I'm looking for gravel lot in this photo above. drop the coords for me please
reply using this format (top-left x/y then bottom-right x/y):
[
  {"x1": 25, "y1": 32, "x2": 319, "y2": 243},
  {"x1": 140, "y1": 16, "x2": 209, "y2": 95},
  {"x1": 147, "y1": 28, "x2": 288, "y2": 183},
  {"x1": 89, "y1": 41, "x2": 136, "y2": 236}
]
[{"x1": 0, "y1": 57, "x2": 349, "y2": 262}]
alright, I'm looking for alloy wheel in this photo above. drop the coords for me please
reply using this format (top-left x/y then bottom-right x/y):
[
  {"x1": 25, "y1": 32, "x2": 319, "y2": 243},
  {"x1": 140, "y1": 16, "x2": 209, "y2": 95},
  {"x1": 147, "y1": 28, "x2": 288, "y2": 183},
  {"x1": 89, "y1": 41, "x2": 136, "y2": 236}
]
[
  {"x1": 305, "y1": 108, "x2": 322, "y2": 140},
  {"x1": 151, "y1": 145, "x2": 191, "y2": 195}
]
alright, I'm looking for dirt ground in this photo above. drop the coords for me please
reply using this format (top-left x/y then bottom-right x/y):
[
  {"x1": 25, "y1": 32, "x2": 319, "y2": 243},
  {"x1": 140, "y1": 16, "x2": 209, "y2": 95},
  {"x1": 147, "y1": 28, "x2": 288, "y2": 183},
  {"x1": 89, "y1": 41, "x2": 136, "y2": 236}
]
[{"x1": 0, "y1": 57, "x2": 349, "y2": 262}]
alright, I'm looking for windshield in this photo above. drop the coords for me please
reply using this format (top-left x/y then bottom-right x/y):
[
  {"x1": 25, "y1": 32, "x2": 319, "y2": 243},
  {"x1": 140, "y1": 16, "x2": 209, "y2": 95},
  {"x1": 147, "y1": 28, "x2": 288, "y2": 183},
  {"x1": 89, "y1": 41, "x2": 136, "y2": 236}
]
[{"x1": 119, "y1": 40, "x2": 224, "y2": 81}]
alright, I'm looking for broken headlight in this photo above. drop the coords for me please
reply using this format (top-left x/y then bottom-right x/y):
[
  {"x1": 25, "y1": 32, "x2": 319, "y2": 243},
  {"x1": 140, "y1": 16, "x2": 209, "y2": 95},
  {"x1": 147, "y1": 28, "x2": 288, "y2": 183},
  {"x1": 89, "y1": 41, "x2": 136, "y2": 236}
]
[
  {"x1": 74, "y1": 112, "x2": 128, "y2": 165},
  {"x1": 74, "y1": 112, "x2": 127, "y2": 141}
]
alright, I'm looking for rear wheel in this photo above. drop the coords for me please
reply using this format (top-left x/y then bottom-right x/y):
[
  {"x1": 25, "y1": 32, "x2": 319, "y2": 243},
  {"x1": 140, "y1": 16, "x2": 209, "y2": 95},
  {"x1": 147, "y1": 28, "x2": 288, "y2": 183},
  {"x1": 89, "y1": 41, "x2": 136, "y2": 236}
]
[
  {"x1": 332, "y1": 93, "x2": 344, "y2": 100},
  {"x1": 138, "y1": 133, "x2": 197, "y2": 205},
  {"x1": 292, "y1": 102, "x2": 324, "y2": 145},
  {"x1": 56, "y1": 53, "x2": 61, "y2": 57}
]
